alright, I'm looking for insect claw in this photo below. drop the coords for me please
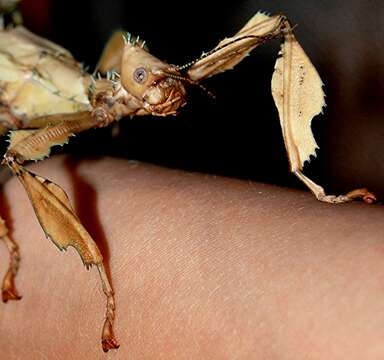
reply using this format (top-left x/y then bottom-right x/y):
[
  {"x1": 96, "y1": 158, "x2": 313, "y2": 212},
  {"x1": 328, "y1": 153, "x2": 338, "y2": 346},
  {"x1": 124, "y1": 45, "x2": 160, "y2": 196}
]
[
  {"x1": 2, "y1": 280, "x2": 22, "y2": 303},
  {"x1": 102, "y1": 328, "x2": 120, "y2": 353}
]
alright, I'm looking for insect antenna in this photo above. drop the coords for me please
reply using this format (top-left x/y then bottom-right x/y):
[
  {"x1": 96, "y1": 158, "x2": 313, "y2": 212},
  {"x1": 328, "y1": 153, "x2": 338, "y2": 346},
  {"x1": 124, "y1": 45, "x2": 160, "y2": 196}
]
[{"x1": 163, "y1": 72, "x2": 216, "y2": 99}]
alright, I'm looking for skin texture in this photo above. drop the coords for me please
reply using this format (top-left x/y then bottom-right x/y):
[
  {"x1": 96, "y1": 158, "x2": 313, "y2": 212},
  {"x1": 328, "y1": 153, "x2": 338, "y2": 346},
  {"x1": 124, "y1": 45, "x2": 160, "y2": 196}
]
[{"x1": 0, "y1": 155, "x2": 384, "y2": 359}]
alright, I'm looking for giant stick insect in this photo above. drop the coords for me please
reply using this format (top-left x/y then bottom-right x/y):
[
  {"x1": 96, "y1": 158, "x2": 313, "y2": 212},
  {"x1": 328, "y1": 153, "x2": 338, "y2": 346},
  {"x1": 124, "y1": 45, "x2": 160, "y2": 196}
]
[{"x1": 0, "y1": 10, "x2": 376, "y2": 352}]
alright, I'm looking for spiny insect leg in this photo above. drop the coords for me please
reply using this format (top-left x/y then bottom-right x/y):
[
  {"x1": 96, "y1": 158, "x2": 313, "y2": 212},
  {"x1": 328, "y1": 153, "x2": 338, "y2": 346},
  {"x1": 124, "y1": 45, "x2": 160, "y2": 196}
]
[{"x1": 2, "y1": 110, "x2": 120, "y2": 351}]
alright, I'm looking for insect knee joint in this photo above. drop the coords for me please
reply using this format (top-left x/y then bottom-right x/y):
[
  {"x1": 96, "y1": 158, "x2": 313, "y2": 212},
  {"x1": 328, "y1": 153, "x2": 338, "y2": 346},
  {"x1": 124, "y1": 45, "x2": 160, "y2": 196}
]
[
  {"x1": 2, "y1": 151, "x2": 25, "y2": 170},
  {"x1": 92, "y1": 107, "x2": 114, "y2": 127}
]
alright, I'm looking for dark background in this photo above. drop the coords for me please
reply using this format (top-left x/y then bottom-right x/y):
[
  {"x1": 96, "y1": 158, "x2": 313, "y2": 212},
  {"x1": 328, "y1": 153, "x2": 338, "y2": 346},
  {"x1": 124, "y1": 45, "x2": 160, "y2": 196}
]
[{"x1": 19, "y1": 0, "x2": 384, "y2": 198}]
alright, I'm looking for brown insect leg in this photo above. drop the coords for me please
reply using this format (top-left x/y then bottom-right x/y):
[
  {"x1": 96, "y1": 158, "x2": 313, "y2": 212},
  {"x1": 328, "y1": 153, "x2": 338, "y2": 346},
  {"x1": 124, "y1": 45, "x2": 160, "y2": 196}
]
[
  {"x1": 2, "y1": 110, "x2": 120, "y2": 351},
  {"x1": 4, "y1": 155, "x2": 120, "y2": 351},
  {"x1": 97, "y1": 263, "x2": 119, "y2": 352},
  {"x1": 294, "y1": 170, "x2": 376, "y2": 204},
  {"x1": 0, "y1": 219, "x2": 21, "y2": 302}
]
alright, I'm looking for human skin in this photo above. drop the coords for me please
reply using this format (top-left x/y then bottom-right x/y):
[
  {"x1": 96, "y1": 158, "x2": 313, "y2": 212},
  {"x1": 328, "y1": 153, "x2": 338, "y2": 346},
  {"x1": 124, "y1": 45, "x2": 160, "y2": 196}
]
[{"x1": 0, "y1": 155, "x2": 384, "y2": 359}]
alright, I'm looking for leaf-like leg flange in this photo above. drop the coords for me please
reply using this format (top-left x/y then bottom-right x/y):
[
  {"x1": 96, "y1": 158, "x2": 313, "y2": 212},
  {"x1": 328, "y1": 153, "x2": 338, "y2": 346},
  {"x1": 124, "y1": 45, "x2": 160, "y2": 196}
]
[
  {"x1": 270, "y1": 23, "x2": 376, "y2": 205},
  {"x1": 0, "y1": 218, "x2": 22, "y2": 302},
  {"x1": 187, "y1": 12, "x2": 287, "y2": 82},
  {"x1": 96, "y1": 30, "x2": 127, "y2": 74},
  {"x1": 181, "y1": 12, "x2": 376, "y2": 203},
  {"x1": 4, "y1": 159, "x2": 120, "y2": 350},
  {"x1": 5, "y1": 111, "x2": 100, "y2": 163},
  {"x1": 3, "y1": 151, "x2": 119, "y2": 350}
]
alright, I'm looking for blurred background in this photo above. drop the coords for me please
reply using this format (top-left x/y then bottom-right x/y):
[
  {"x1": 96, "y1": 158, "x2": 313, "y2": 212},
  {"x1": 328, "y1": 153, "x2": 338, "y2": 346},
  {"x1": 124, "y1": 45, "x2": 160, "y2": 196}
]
[{"x1": 17, "y1": 0, "x2": 384, "y2": 198}]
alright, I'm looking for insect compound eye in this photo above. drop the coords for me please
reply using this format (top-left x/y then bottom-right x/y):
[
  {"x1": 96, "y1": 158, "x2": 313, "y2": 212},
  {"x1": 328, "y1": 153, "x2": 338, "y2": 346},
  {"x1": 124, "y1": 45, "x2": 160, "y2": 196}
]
[{"x1": 133, "y1": 67, "x2": 147, "y2": 84}]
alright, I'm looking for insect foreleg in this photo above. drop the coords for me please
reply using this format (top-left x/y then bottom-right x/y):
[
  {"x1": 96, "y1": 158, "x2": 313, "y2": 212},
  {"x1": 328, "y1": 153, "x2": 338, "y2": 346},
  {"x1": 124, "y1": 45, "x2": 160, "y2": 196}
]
[
  {"x1": 294, "y1": 170, "x2": 376, "y2": 204},
  {"x1": 2, "y1": 111, "x2": 120, "y2": 351},
  {"x1": 271, "y1": 28, "x2": 376, "y2": 205}
]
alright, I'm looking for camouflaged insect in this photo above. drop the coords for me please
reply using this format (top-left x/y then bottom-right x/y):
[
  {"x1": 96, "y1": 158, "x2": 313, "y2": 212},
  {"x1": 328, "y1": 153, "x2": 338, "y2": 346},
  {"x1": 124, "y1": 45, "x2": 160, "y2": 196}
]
[{"x1": 0, "y1": 10, "x2": 376, "y2": 352}]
